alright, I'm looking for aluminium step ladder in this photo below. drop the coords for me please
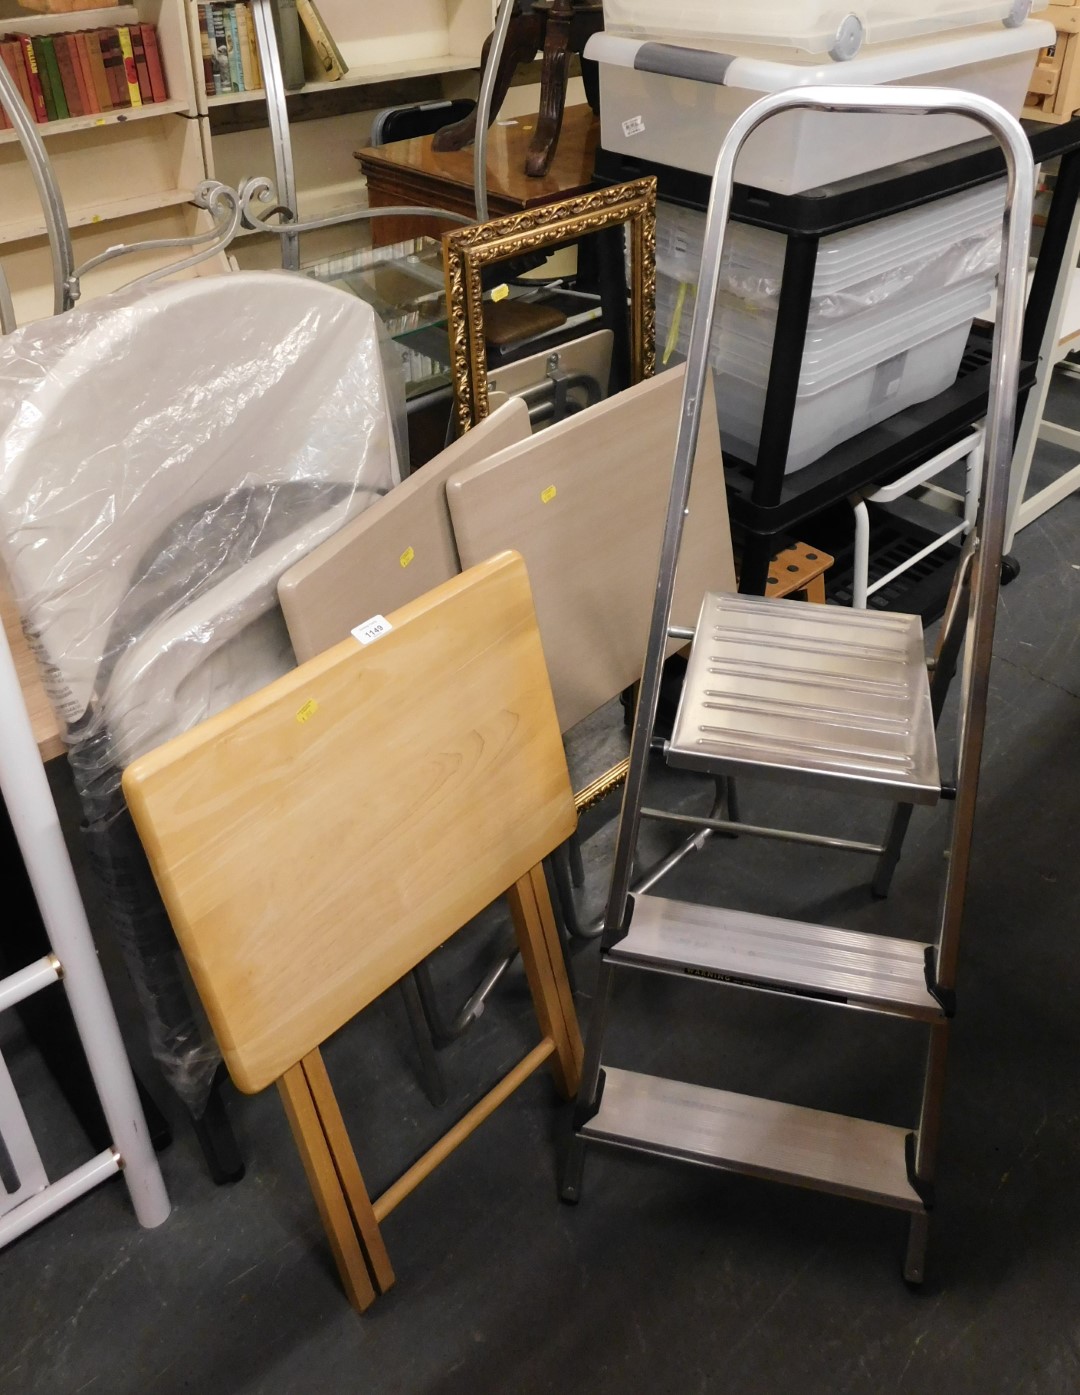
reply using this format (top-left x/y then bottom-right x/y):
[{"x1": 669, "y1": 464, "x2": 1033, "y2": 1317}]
[{"x1": 561, "y1": 84, "x2": 1034, "y2": 1283}]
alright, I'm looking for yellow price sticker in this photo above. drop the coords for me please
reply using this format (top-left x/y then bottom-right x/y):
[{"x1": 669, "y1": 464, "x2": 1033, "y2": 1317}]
[
  {"x1": 295, "y1": 700, "x2": 319, "y2": 725},
  {"x1": 399, "y1": 546, "x2": 415, "y2": 569},
  {"x1": 491, "y1": 284, "x2": 510, "y2": 303},
  {"x1": 541, "y1": 485, "x2": 557, "y2": 505}
]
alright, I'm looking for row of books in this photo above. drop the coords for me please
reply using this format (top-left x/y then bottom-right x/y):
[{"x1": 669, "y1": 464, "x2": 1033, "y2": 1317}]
[
  {"x1": 0, "y1": 25, "x2": 168, "y2": 130},
  {"x1": 197, "y1": 3, "x2": 264, "y2": 97},
  {"x1": 197, "y1": 0, "x2": 347, "y2": 99}
]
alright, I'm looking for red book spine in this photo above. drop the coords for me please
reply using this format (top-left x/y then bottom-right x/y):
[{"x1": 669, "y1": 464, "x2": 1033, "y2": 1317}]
[
  {"x1": 54, "y1": 34, "x2": 85, "y2": 118},
  {"x1": 0, "y1": 41, "x2": 28, "y2": 120},
  {"x1": 9, "y1": 39, "x2": 35, "y2": 115},
  {"x1": 85, "y1": 31, "x2": 112, "y2": 112},
  {"x1": 130, "y1": 24, "x2": 152, "y2": 103},
  {"x1": 66, "y1": 32, "x2": 93, "y2": 117},
  {"x1": 100, "y1": 30, "x2": 128, "y2": 109},
  {"x1": 139, "y1": 23, "x2": 167, "y2": 104},
  {"x1": 18, "y1": 35, "x2": 48, "y2": 123},
  {"x1": 73, "y1": 32, "x2": 99, "y2": 115},
  {"x1": 94, "y1": 30, "x2": 117, "y2": 108}
]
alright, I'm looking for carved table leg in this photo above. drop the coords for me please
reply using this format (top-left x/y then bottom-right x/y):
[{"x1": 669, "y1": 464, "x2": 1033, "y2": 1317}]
[
  {"x1": 432, "y1": 7, "x2": 544, "y2": 153},
  {"x1": 525, "y1": 0, "x2": 574, "y2": 178}
]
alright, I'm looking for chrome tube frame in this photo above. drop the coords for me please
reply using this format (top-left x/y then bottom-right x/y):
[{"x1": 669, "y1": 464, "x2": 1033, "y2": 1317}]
[
  {"x1": 473, "y1": 0, "x2": 517, "y2": 224},
  {"x1": 251, "y1": 0, "x2": 299, "y2": 269},
  {"x1": 0, "y1": 52, "x2": 75, "y2": 315},
  {"x1": 74, "y1": 181, "x2": 242, "y2": 289},
  {"x1": 0, "y1": 264, "x2": 15, "y2": 337},
  {"x1": 239, "y1": 176, "x2": 476, "y2": 242}
]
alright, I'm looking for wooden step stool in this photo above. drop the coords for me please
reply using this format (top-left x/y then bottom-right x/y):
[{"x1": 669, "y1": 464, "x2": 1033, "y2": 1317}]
[{"x1": 765, "y1": 540, "x2": 835, "y2": 603}]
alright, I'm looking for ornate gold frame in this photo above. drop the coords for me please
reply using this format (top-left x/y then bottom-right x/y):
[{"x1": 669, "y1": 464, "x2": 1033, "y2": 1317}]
[{"x1": 442, "y1": 178, "x2": 657, "y2": 435}]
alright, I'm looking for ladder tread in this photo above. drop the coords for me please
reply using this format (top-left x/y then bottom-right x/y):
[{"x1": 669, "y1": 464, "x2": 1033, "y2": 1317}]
[
  {"x1": 609, "y1": 894, "x2": 943, "y2": 1020},
  {"x1": 580, "y1": 1067, "x2": 923, "y2": 1212},
  {"x1": 668, "y1": 593, "x2": 940, "y2": 804}
]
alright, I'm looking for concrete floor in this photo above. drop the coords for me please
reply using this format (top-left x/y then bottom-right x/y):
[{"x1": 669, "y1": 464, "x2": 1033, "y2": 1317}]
[{"x1": 1, "y1": 422, "x2": 1079, "y2": 1395}]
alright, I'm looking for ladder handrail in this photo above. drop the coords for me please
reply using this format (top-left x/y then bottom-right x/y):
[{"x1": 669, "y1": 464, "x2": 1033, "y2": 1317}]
[{"x1": 602, "y1": 85, "x2": 1034, "y2": 955}]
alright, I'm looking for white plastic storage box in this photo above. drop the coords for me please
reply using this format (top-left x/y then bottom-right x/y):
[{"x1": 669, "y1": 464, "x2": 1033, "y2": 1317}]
[
  {"x1": 655, "y1": 183, "x2": 1006, "y2": 332},
  {"x1": 586, "y1": 21, "x2": 1053, "y2": 193},
  {"x1": 658, "y1": 276, "x2": 992, "y2": 470},
  {"x1": 601, "y1": 0, "x2": 1047, "y2": 59}
]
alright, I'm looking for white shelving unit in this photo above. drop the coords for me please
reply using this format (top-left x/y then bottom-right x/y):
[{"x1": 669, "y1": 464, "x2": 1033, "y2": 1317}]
[
  {"x1": 1, "y1": 0, "x2": 559, "y2": 308},
  {"x1": 188, "y1": 0, "x2": 500, "y2": 269},
  {"x1": 188, "y1": 0, "x2": 494, "y2": 113},
  {"x1": 0, "y1": 0, "x2": 223, "y2": 323}
]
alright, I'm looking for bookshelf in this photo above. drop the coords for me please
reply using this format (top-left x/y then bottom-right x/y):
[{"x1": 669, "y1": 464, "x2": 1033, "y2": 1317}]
[
  {"x1": 0, "y1": 0, "x2": 225, "y2": 322},
  {"x1": 191, "y1": 0, "x2": 501, "y2": 263},
  {"x1": 0, "y1": 0, "x2": 580, "y2": 316},
  {"x1": 191, "y1": 0, "x2": 586, "y2": 271},
  {"x1": 188, "y1": 0, "x2": 495, "y2": 112}
]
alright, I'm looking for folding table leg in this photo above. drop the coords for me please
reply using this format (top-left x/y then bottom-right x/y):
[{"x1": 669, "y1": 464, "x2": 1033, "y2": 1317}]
[
  {"x1": 301, "y1": 1048, "x2": 395, "y2": 1296},
  {"x1": 398, "y1": 975, "x2": 447, "y2": 1108},
  {"x1": 277, "y1": 1063, "x2": 380, "y2": 1313},
  {"x1": 508, "y1": 864, "x2": 583, "y2": 1098}
]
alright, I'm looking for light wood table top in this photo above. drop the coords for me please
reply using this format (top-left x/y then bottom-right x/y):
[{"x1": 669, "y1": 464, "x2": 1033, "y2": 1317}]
[{"x1": 2, "y1": 581, "x2": 64, "y2": 763}]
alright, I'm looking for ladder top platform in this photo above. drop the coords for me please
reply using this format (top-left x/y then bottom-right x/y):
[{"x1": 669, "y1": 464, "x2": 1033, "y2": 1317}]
[{"x1": 667, "y1": 593, "x2": 940, "y2": 804}]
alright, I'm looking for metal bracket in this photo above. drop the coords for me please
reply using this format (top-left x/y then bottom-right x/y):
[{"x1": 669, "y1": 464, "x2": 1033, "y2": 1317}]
[
  {"x1": 571, "y1": 1068, "x2": 607, "y2": 1131},
  {"x1": 905, "y1": 1132, "x2": 936, "y2": 1209},
  {"x1": 600, "y1": 894, "x2": 636, "y2": 953},
  {"x1": 923, "y1": 946, "x2": 957, "y2": 1019}
]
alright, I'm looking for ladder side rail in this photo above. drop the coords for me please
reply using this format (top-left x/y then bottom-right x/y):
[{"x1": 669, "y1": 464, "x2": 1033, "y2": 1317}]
[
  {"x1": 933, "y1": 100, "x2": 1033, "y2": 996},
  {"x1": 597, "y1": 103, "x2": 751, "y2": 946}
]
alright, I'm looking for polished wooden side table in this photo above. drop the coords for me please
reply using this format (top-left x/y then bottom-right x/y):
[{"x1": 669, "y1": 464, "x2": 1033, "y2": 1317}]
[
  {"x1": 431, "y1": 0, "x2": 604, "y2": 178},
  {"x1": 354, "y1": 104, "x2": 599, "y2": 247}
]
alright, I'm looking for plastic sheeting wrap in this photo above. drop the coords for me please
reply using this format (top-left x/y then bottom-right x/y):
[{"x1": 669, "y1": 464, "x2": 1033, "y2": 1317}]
[{"x1": 0, "y1": 271, "x2": 402, "y2": 1113}]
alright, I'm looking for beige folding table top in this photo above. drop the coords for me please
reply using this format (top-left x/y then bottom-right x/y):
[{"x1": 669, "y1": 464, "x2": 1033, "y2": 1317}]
[
  {"x1": 279, "y1": 398, "x2": 531, "y2": 663},
  {"x1": 446, "y1": 366, "x2": 736, "y2": 733}
]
